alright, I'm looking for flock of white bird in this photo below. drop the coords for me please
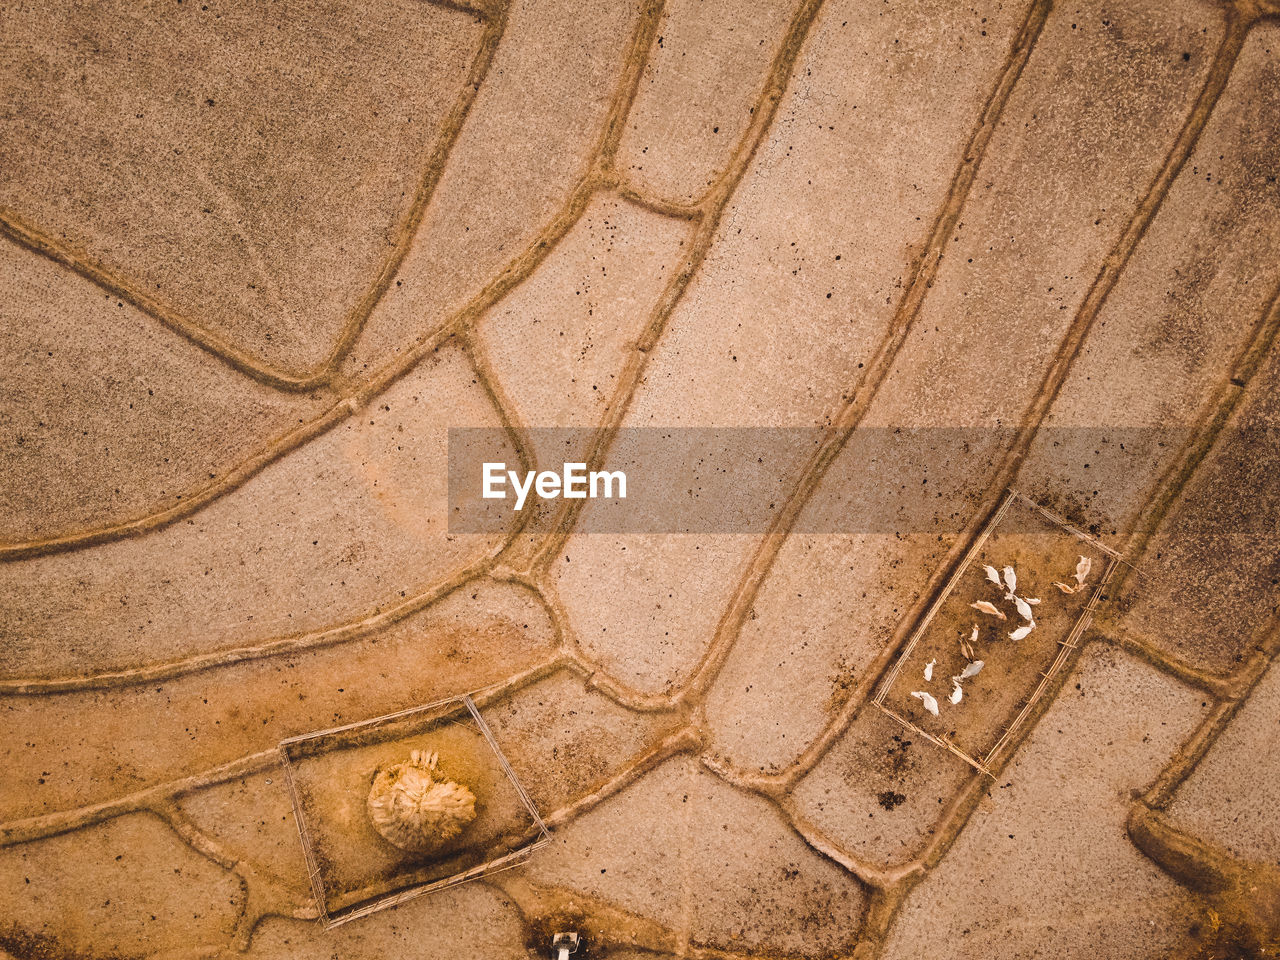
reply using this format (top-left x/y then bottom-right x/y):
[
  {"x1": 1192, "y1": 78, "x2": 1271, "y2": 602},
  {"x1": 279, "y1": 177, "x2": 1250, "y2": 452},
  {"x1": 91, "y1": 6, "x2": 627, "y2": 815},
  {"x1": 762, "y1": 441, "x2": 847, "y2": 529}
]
[{"x1": 909, "y1": 555, "x2": 1092, "y2": 718}]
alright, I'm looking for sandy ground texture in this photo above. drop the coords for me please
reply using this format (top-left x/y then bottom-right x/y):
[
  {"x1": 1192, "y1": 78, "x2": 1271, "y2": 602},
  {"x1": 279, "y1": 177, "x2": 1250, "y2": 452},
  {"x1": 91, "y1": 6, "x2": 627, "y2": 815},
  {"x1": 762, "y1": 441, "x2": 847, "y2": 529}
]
[{"x1": 2, "y1": 0, "x2": 1279, "y2": 957}]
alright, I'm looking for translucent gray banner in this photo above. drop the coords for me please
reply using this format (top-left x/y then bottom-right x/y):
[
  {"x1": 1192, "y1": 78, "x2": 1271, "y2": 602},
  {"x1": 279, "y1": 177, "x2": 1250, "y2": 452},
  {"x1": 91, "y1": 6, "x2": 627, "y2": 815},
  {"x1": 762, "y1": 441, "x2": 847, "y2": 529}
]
[{"x1": 446, "y1": 427, "x2": 1278, "y2": 535}]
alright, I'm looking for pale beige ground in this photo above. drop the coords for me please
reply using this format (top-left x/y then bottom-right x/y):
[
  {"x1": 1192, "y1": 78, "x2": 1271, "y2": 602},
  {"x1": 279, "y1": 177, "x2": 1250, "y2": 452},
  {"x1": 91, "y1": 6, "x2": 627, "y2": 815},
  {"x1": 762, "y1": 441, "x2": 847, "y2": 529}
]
[{"x1": 2, "y1": 0, "x2": 1279, "y2": 958}]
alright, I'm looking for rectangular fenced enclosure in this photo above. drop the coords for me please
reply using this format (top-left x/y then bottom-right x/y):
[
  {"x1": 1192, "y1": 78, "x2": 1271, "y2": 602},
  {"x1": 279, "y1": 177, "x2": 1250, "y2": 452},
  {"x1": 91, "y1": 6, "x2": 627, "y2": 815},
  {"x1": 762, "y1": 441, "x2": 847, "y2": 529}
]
[
  {"x1": 279, "y1": 694, "x2": 550, "y2": 926},
  {"x1": 873, "y1": 490, "x2": 1122, "y2": 776}
]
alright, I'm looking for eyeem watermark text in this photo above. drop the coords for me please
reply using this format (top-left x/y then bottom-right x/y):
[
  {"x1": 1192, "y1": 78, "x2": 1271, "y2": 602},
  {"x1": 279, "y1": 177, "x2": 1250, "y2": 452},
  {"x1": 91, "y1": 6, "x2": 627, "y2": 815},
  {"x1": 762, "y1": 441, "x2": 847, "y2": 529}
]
[{"x1": 482, "y1": 462, "x2": 627, "y2": 510}]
